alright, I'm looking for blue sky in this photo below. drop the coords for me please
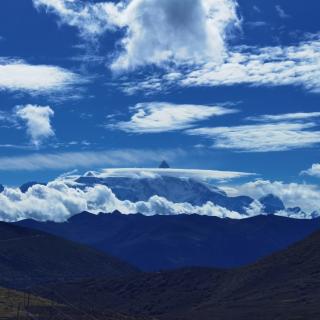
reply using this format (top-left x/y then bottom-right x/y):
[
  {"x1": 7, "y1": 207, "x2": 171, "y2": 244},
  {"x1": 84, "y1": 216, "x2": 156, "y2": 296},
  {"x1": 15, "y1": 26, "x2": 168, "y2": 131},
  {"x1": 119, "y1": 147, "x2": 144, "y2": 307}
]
[{"x1": 0, "y1": 0, "x2": 320, "y2": 186}]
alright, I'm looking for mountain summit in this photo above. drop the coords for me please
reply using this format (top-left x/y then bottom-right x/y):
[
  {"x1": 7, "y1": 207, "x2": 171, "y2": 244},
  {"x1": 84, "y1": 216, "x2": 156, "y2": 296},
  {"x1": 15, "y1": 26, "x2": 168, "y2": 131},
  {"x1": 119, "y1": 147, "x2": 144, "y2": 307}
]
[{"x1": 159, "y1": 160, "x2": 170, "y2": 169}]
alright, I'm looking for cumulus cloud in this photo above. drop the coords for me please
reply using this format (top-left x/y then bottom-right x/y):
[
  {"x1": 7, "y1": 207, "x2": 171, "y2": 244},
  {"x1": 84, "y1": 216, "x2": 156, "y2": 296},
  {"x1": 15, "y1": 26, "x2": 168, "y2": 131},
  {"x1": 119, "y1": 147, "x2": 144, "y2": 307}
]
[
  {"x1": 33, "y1": 0, "x2": 240, "y2": 70},
  {"x1": 186, "y1": 121, "x2": 320, "y2": 152},
  {"x1": 301, "y1": 163, "x2": 320, "y2": 178},
  {"x1": 15, "y1": 105, "x2": 55, "y2": 147},
  {"x1": 0, "y1": 149, "x2": 186, "y2": 171},
  {"x1": 1, "y1": 177, "x2": 319, "y2": 222},
  {"x1": 0, "y1": 58, "x2": 80, "y2": 94},
  {"x1": 110, "y1": 0, "x2": 240, "y2": 70},
  {"x1": 107, "y1": 102, "x2": 237, "y2": 133},
  {"x1": 1, "y1": 174, "x2": 320, "y2": 222},
  {"x1": 233, "y1": 179, "x2": 320, "y2": 214}
]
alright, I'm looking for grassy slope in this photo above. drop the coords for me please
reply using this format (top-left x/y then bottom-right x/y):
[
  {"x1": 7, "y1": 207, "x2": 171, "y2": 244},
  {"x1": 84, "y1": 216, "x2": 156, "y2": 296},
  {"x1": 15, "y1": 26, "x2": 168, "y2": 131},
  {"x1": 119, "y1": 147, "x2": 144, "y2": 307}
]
[
  {"x1": 0, "y1": 286, "x2": 145, "y2": 320},
  {"x1": 0, "y1": 286, "x2": 61, "y2": 319}
]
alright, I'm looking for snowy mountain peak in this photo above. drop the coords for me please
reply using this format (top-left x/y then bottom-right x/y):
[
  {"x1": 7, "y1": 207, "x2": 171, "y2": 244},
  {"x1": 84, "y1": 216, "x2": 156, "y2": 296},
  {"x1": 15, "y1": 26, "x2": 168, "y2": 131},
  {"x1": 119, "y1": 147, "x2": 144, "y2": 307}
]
[
  {"x1": 159, "y1": 161, "x2": 170, "y2": 169},
  {"x1": 83, "y1": 171, "x2": 97, "y2": 177}
]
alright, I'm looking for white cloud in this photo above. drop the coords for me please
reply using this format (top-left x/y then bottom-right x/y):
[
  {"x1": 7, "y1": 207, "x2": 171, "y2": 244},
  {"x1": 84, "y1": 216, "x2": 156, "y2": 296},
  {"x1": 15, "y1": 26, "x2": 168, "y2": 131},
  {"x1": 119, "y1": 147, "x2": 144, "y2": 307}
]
[
  {"x1": 33, "y1": 1, "x2": 320, "y2": 93},
  {"x1": 107, "y1": 102, "x2": 237, "y2": 133},
  {"x1": 0, "y1": 149, "x2": 186, "y2": 171},
  {"x1": 178, "y1": 37, "x2": 320, "y2": 93},
  {"x1": 186, "y1": 121, "x2": 320, "y2": 152},
  {"x1": 33, "y1": 0, "x2": 120, "y2": 39},
  {"x1": 110, "y1": 0, "x2": 240, "y2": 70},
  {"x1": 15, "y1": 105, "x2": 55, "y2": 147},
  {"x1": 1, "y1": 177, "x2": 319, "y2": 222},
  {"x1": 0, "y1": 181, "x2": 245, "y2": 222},
  {"x1": 247, "y1": 112, "x2": 320, "y2": 122},
  {"x1": 122, "y1": 36, "x2": 320, "y2": 94},
  {"x1": 33, "y1": 0, "x2": 240, "y2": 70},
  {"x1": 233, "y1": 179, "x2": 320, "y2": 214},
  {"x1": 0, "y1": 58, "x2": 80, "y2": 94},
  {"x1": 301, "y1": 163, "x2": 320, "y2": 178},
  {"x1": 86, "y1": 167, "x2": 255, "y2": 181}
]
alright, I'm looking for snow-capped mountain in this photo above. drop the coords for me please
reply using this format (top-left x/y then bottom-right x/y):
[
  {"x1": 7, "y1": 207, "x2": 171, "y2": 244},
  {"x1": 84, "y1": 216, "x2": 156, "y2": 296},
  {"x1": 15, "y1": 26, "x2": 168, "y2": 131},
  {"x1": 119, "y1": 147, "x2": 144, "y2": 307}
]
[
  {"x1": 74, "y1": 170, "x2": 254, "y2": 214},
  {"x1": 3, "y1": 166, "x2": 317, "y2": 220}
]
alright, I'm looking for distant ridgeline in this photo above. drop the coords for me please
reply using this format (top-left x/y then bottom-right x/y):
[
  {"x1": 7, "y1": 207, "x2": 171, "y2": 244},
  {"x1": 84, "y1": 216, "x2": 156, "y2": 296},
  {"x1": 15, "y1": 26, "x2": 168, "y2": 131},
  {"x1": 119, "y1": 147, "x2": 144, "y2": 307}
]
[{"x1": 16, "y1": 213, "x2": 320, "y2": 272}]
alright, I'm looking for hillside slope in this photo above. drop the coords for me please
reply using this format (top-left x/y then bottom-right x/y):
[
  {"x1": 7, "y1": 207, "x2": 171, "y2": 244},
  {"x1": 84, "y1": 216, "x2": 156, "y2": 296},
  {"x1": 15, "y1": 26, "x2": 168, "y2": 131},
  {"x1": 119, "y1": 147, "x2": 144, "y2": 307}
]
[
  {"x1": 0, "y1": 222, "x2": 138, "y2": 289},
  {"x1": 36, "y1": 229, "x2": 320, "y2": 319}
]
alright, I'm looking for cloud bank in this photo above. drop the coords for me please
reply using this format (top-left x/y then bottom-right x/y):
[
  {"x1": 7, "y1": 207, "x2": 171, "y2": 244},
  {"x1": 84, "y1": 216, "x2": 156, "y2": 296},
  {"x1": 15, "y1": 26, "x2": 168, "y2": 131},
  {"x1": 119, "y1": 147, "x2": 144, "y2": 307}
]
[
  {"x1": 233, "y1": 179, "x2": 320, "y2": 215},
  {"x1": 0, "y1": 177, "x2": 319, "y2": 222},
  {"x1": 0, "y1": 181, "x2": 245, "y2": 222}
]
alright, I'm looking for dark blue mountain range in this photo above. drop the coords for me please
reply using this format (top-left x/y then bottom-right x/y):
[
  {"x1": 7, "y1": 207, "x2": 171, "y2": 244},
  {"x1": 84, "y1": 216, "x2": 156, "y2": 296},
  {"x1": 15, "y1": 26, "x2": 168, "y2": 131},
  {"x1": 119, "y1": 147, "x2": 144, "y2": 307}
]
[{"x1": 16, "y1": 212, "x2": 320, "y2": 271}]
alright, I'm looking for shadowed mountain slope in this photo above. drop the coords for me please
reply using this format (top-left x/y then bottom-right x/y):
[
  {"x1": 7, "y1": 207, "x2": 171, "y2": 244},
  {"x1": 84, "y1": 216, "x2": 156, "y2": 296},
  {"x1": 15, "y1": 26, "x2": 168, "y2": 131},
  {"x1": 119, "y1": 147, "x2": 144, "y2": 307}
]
[
  {"x1": 36, "y1": 229, "x2": 320, "y2": 320},
  {"x1": 0, "y1": 222, "x2": 138, "y2": 289}
]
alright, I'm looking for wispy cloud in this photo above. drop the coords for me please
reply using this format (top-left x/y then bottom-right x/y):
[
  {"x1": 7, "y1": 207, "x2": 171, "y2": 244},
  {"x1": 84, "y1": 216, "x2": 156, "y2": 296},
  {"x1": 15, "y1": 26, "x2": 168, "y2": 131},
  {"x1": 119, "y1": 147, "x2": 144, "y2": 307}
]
[
  {"x1": 107, "y1": 102, "x2": 237, "y2": 133},
  {"x1": 33, "y1": 0, "x2": 118, "y2": 39},
  {"x1": 0, "y1": 58, "x2": 81, "y2": 94},
  {"x1": 179, "y1": 36, "x2": 320, "y2": 93},
  {"x1": 275, "y1": 5, "x2": 290, "y2": 19},
  {"x1": 15, "y1": 105, "x2": 55, "y2": 147},
  {"x1": 246, "y1": 21, "x2": 267, "y2": 28},
  {"x1": 247, "y1": 112, "x2": 320, "y2": 122},
  {"x1": 120, "y1": 35, "x2": 320, "y2": 94},
  {"x1": 186, "y1": 121, "x2": 320, "y2": 152},
  {"x1": 0, "y1": 149, "x2": 186, "y2": 171}
]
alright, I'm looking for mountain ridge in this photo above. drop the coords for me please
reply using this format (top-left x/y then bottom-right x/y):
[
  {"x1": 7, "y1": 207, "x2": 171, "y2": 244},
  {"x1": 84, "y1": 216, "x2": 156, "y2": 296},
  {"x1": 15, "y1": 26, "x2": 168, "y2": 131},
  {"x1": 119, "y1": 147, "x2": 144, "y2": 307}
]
[{"x1": 16, "y1": 212, "x2": 320, "y2": 271}]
